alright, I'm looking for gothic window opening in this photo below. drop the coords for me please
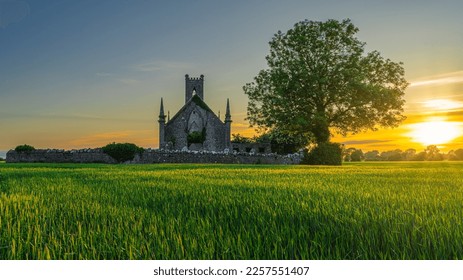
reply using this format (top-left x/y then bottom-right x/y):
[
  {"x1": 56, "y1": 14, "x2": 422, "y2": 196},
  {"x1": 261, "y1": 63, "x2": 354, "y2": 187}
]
[{"x1": 188, "y1": 110, "x2": 203, "y2": 133}]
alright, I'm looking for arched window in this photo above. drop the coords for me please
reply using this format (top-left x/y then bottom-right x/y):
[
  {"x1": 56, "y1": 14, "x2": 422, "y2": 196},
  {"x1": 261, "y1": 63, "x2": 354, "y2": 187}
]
[{"x1": 188, "y1": 110, "x2": 203, "y2": 133}]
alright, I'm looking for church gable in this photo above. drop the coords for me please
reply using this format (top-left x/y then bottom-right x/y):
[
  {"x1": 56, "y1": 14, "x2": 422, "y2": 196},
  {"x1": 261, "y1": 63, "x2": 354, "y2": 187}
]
[
  {"x1": 158, "y1": 75, "x2": 231, "y2": 152},
  {"x1": 168, "y1": 94, "x2": 216, "y2": 125}
]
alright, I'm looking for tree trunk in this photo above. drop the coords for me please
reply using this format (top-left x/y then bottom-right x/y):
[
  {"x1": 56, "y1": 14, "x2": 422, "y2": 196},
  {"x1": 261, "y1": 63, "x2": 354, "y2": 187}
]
[{"x1": 313, "y1": 115, "x2": 330, "y2": 144}]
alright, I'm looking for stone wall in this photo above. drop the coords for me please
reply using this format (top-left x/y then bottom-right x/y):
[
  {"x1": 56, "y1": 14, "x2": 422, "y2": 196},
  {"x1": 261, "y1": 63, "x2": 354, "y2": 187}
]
[
  {"x1": 6, "y1": 149, "x2": 117, "y2": 164},
  {"x1": 135, "y1": 149, "x2": 301, "y2": 164},
  {"x1": 6, "y1": 149, "x2": 302, "y2": 165},
  {"x1": 231, "y1": 142, "x2": 272, "y2": 154}
]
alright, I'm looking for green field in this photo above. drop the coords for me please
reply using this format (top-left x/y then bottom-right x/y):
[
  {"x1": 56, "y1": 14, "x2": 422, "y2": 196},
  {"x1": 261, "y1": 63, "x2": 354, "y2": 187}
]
[{"x1": 1, "y1": 162, "x2": 462, "y2": 260}]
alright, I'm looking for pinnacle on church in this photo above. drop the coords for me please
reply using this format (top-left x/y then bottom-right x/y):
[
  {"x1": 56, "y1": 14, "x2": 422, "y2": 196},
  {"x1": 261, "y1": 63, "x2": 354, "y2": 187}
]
[
  {"x1": 225, "y1": 98, "x2": 231, "y2": 122},
  {"x1": 159, "y1": 98, "x2": 166, "y2": 122}
]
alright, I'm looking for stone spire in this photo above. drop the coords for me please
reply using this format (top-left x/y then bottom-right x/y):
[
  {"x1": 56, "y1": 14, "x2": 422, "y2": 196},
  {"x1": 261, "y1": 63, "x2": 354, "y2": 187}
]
[
  {"x1": 159, "y1": 97, "x2": 166, "y2": 121},
  {"x1": 158, "y1": 98, "x2": 166, "y2": 148},
  {"x1": 225, "y1": 98, "x2": 231, "y2": 122},
  {"x1": 224, "y1": 98, "x2": 231, "y2": 148}
]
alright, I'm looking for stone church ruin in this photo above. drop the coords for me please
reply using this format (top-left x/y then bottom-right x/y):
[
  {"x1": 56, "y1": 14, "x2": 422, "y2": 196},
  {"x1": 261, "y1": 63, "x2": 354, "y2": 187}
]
[{"x1": 159, "y1": 75, "x2": 232, "y2": 152}]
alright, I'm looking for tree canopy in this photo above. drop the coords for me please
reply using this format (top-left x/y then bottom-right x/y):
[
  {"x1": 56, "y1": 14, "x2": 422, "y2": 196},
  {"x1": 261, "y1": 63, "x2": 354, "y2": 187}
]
[{"x1": 244, "y1": 19, "x2": 408, "y2": 145}]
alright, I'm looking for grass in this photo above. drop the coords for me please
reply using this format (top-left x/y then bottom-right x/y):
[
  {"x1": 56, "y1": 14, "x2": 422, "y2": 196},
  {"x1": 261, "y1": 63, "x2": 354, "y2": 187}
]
[{"x1": 0, "y1": 162, "x2": 462, "y2": 259}]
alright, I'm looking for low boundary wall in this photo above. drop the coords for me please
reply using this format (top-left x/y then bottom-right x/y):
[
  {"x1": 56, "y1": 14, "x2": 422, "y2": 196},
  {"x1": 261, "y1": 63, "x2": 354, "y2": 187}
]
[{"x1": 6, "y1": 149, "x2": 302, "y2": 165}]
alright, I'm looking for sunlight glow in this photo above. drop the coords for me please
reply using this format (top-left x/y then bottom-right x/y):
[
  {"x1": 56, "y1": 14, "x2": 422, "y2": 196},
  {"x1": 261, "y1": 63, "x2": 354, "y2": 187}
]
[
  {"x1": 409, "y1": 71, "x2": 463, "y2": 88},
  {"x1": 422, "y1": 99, "x2": 463, "y2": 110},
  {"x1": 408, "y1": 118, "x2": 462, "y2": 146}
]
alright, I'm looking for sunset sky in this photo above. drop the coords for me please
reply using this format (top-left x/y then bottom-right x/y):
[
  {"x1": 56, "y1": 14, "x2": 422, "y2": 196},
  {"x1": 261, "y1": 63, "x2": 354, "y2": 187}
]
[{"x1": 1, "y1": 0, "x2": 463, "y2": 157}]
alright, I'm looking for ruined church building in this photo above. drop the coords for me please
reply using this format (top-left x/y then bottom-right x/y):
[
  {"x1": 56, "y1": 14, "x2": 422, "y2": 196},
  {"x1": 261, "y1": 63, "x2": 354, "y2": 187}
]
[{"x1": 158, "y1": 75, "x2": 232, "y2": 152}]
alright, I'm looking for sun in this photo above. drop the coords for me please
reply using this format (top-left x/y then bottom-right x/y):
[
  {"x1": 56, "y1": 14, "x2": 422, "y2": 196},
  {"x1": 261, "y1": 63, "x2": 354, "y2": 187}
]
[{"x1": 409, "y1": 118, "x2": 461, "y2": 146}]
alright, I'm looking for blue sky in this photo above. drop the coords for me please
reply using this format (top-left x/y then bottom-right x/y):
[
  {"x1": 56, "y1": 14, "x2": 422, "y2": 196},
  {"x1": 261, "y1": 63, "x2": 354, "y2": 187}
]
[{"x1": 1, "y1": 0, "x2": 463, "y2": 154}]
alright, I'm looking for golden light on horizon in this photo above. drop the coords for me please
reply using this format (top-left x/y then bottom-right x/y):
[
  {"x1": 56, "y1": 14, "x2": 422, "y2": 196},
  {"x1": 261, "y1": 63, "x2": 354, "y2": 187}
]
[
  {"x1": 422, "y1": 99, "x2": 463, "y2": 111},
  {"x1": 408, "y1": 117, "x2": 462, "y2": 146}
]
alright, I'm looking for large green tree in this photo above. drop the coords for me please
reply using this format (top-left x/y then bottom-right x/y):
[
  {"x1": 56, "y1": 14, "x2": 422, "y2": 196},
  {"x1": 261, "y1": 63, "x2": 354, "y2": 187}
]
[{"x1": 244, "y1": 19, "x2": 408, "y2": 145}]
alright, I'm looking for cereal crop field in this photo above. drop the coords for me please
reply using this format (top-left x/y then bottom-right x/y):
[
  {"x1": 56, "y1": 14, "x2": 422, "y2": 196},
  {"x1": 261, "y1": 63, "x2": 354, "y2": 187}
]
[{"x1": 0, "y1": 162, "x2": 462, "y2": 259}]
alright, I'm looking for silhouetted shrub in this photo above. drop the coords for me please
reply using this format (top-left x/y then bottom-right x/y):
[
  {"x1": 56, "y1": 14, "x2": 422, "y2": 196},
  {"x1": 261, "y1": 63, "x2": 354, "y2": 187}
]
[
  {"x1": 15, "y1": 144, "x2": 36, "y2": 152},
  {"x1": 302, "y1": 142, "x2": 342, "y2": 165},
  {"x1": 101, "y1": 143, "x2": 144, "y2": 163},
  {"x1": 231, "y1": 133, "x2": 252, "y2": 143}
]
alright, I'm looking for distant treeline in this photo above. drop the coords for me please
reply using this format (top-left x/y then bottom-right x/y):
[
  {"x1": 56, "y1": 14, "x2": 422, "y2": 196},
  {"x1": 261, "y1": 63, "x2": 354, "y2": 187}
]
[{"x1": 344, "y1": 145, "x2": 463, "y2": 162}]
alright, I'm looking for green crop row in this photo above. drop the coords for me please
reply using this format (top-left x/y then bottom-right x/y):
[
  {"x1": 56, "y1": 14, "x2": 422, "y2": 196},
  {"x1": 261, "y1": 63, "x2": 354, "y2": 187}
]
[{"x1": 0, "y1": 162, "x2": 462, "y2": 259}]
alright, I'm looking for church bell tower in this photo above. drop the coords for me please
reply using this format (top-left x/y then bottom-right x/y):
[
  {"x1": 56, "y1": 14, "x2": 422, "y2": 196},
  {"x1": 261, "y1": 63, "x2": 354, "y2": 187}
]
[{"x1": 185, "y1": 74, "x2": 204, "y2": 103}]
